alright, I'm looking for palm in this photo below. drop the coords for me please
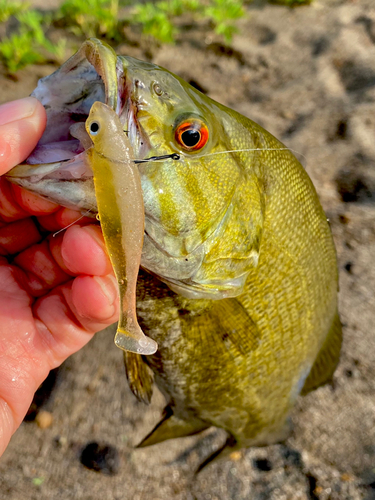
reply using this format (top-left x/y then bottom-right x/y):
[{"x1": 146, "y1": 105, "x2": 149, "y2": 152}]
[{"x1": 0, "y1": 178, "x2": 117, "y2": 456}]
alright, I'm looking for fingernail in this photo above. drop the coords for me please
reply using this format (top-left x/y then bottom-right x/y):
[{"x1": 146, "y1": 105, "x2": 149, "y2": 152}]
[
  {"x1": 94, "y1": 275, "x2": 118, "y2": 306},
  {"x1": 0, "y1": 97, "x2": 39, "y2": 126}
]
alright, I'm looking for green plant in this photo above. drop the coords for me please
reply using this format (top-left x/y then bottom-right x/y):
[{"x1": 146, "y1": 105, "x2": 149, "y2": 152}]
[
  {"x1": 32, "y1": 477, "x2": 45, "y2": 486},
  {"x1": 0, "y1": 0, "x2": 29, "y2": 24},
  {"x1": 131, "y1": 0, "x2": 200, "y2": 44},
  {"x1": 17, "y1": 10, "x2": 66, "y2": 59},
  {"x1": 0, "y1": 0, "x2": 247, "y2": 73},
  {"x1": 57, "y1": 0, "x2": 121, "y2": 39},
  {"x1": 0, "y1": 7, "x2": 66, "y2": 73},
  {"x1": 131, "y1": 0, "x2": 200, "y2": 45},
  {"x1": 131, "y1": 2, "x2": 176, "y2": 44},
  {"x1": 0, "y1": 33, "x2": 43, "y2": 73},
  {"x1": 203, "y1": 0, "x2": 245, "y2": 43},
  {"x1": 0, "y1": 0, "x2": 314, "y2": 74},
  {"x1": 131, "y1": 0, "x2": 244, "y2": 45},
  {"x1": 270, "y1": 0, "x2": 312, "y2": 4}
]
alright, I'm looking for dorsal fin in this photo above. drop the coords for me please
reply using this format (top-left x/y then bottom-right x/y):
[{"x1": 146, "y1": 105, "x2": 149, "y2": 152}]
[{"x1": 123, "y1": 351, "x2": 154, "y2": 404}]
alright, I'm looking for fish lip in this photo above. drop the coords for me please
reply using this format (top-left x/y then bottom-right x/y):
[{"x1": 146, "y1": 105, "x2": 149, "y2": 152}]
[{"x1": 7, "y1": 39, "x2": 150, "y2": 183}]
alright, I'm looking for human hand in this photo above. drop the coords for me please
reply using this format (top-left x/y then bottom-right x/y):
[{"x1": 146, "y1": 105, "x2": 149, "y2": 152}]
[{"x1": 0, "y1": 98, "x2": 118, "y2": 457}]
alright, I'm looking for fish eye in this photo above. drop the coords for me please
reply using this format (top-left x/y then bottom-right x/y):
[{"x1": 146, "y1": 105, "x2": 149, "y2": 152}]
[
  {"x1": 89, "y1": 121, "x2": 100, "y2": 135},
  {"x1": 175, "y1": 119, "x2": 209, "y2": 151}
]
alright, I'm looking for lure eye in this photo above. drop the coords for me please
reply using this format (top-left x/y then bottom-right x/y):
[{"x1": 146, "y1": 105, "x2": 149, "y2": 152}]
[
  {"x1": 89, "y1": 121, "x2": 100, "y2": 135},
  {"x1": 175, "y1": 120, "x2": 209, "y2": 151}
]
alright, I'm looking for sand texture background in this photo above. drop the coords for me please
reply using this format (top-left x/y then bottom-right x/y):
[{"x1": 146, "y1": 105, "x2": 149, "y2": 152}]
[{"x1": 0, "y1": 0, "x2": 374, "y2": 498}]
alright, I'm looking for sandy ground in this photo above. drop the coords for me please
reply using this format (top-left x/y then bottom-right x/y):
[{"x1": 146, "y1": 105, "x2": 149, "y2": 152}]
[{"x1": 0, "y1": 0, "x2": 375, "y2": 499}]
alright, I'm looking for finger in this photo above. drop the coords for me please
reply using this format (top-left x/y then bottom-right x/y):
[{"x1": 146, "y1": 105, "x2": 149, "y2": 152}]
[
  {"x1": 13, "y1": 240, "x2": 71, "y2": 296},
  {"x1": 0, "y1": 180, "x2": 58, "y2": 223},
  {"x1": 64, "y1": 274, "x2": 119, "y2": 331},
  {"x1": 0, "y1": 218, "x2": 42, "y2": 256},
  {"x1": 33, "y1": 276, "x2": 119, "y2": 365},
  {"x1": 0, "y1": 178, "x2": 29, "y2": 222},
  {"x1": 38, "y1": 207, "x2": 95, "y2": 232},
  {"x1": 10, "y1": 184, "x2": 59, "y2": 216},
  {"x1": 0, "y1": 97, "x2": 46, "y2": 175},
  {"x1": 70, "y1": 275, "x2": 118, "y2": 324},
  {"x1": 10, "y1": 224, "x2": 111, "y2": 295},
  {"x1": 59, "y1": 224, "x2": 113, "y2": 276}
]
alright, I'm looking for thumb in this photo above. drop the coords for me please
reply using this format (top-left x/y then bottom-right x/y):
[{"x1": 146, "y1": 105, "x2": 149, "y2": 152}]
[{"x1": 0, "y1": 97, "x2": 47, "y2": 175}]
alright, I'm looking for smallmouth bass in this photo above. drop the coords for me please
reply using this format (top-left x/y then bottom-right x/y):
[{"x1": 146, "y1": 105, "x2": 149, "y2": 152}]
[{"x1": 7, "y1": 39, "x2": 342, "y2": 467}]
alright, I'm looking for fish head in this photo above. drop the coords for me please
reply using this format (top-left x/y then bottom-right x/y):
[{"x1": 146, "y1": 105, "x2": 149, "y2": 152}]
[{"x1": 7, "y1": 39, "x2": 265, "y2": 299}]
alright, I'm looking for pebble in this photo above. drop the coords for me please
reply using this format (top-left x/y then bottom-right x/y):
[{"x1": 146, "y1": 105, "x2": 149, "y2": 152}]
[
  {"x1": 35, "y1": 411, "x2": 53, "y2": 429},
  {"x1": 229, "y1": 451, "x2": 243, "y2": 461}
]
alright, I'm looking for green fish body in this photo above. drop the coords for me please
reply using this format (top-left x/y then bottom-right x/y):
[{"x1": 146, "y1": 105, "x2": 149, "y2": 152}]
[
  {"x1": 7, "y1": 39, "x2": 341, "y2": 465},
  {"x1": 132, "y1": 103, "x2": 341, "y2": 458}
]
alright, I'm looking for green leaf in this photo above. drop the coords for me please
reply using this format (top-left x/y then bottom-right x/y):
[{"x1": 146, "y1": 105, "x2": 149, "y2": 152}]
[
  {"x1": 57, "y1": 0, "x2": 120, "y2": 39},
  {"x1": 0, "y1": 0, "x2": 29, "y2": 23},
  {"x1": 32, "y1": 477, "x2": 45, "y2": 487}
]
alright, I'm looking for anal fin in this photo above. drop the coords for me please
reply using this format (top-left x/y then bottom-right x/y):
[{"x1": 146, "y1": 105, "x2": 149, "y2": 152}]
[
  {"x1": 123, "y1": 351, "x2": 154, "y2": 404},
  {"x1": 137, "y1": 406, "x2": 209, "y2": 448},
  {"x1": 301, "y1": 310, "x2": 342, "y2": 395},
  {"x1": 196, "y1": 435, "x2": 238, "y2": 473}
]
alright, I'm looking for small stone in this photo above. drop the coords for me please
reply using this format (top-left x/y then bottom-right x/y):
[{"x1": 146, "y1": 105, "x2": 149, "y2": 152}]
[
  {"x1": 341, "y1": 472, "x2": 354, "y2": 482},
  {"x1": 339, "y1": 214, "x2": 350, "y2": 224},
  {"x1": 35, "y1": 411, "x2": 53, "y2": 429},
  {"x1": 229, "y1": 451, "x2": 242, "y2": 461},
  {"x1": 53, "y1": 435, "x2": 67, "y2": 448},
  {"x1": 80, "y1": 442, "x2": 119, "y2": 475}
]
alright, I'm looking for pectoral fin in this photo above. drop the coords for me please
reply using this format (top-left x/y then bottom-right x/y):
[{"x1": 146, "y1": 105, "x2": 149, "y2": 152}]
[
  {"x1": 123, "y1": 351, "x2": 154, "y2": 404},
  {"x1": 211, "y1": 298, "x2": 262, "y2": 356},
  {"x1": 137, "y1": 406, "x2": 209, "y2": 448},
  {"x1": 301, "y1": 310, "x2": 342, "y2": 395}
]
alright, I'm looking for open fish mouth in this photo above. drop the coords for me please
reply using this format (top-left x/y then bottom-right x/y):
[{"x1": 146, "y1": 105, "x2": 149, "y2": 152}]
[
  {"x1": 6, "y1": 39, "x2": 259, "y2": 301},
  {"x1": 7, "y1": 39, "x2": 149, "y2": 213},
  {"x1": 6, "y1": 39, "x2": 212, "y2": 297}
]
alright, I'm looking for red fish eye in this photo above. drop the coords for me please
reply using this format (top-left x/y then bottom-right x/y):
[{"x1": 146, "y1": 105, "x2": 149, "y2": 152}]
[{"x1": 175, "y1": 120, "x2": 209, "y2": 151}]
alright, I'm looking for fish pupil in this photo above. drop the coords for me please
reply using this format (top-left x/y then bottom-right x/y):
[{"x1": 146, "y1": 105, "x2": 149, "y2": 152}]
[
  {"x1": 181, "y1": 129, "x2": 200, "y2": 147},
  {"x1": 90, "y1": 122, "x2": 100, "y2": 134}
]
